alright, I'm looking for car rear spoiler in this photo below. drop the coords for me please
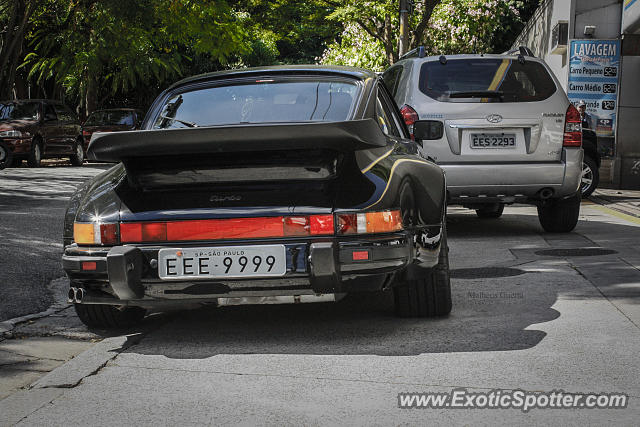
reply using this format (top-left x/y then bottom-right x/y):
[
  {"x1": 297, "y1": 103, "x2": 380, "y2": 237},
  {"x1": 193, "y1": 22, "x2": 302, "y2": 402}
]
[{"x1": 87, "y1": 119, "x2": 387, "y2": 162}]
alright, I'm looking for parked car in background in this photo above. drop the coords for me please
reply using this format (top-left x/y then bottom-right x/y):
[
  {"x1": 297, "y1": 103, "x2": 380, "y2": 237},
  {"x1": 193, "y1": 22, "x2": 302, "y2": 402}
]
[
  {"x1": 82, "y1": 108, "x2": 144, "y2": 151},
  {"x1": 62, "y1": 65, "x2": 450, "y2": 329},
  {"x1": 383, "y1": 48, "x2": 583, "y2": 232},
  {"x1": 0, "y1": 99, "x2": 84, "y2": 168},
  {"x1": 581, "y1": 128, "x2": 600, "y2": 197}
]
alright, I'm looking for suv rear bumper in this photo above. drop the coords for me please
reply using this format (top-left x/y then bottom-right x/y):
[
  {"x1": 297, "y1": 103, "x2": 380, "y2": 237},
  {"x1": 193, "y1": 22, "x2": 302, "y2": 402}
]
[{"x1": 441, "y1": 148, "x2": 583, "y2": 203}]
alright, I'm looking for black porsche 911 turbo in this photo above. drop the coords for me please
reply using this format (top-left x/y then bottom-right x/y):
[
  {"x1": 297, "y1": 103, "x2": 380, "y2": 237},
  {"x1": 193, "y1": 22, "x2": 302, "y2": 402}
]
[{"x1": 62, "y1": 65, "x2": 450, "y2": 328}]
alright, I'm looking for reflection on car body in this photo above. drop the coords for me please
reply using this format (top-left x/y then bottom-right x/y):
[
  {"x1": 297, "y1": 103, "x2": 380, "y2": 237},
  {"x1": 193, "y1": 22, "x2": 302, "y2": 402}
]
[{"x1": 62, "y1": 65, "x2": 451, "y2": 329}]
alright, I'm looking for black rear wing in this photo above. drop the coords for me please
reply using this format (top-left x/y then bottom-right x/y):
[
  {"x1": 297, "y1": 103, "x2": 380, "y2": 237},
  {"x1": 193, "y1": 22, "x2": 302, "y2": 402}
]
[{"x1": 87, "y1": 119, "x2": 387, "y2": 162}]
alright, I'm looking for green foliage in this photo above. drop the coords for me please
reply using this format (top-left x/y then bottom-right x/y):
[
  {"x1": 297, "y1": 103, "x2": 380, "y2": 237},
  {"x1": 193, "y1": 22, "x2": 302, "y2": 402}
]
[{"x1": 321, "y1": 0, "x2": 535, "y2": 70}]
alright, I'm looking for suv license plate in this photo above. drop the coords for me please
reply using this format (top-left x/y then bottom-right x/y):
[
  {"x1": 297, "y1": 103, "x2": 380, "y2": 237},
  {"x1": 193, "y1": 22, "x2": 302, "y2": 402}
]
[
  {"x1": 471, "y1": 133, "x2": 516, "y2": 148},
  {"x1": 158, "y1": 245, "x2": 286, "y2": 280}
]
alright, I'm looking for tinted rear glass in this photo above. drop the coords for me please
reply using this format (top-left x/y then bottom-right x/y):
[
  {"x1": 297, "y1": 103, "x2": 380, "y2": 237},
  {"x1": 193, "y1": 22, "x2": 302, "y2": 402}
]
[
  {"x1": 152, "y1": 79, "x2": 359, "y2": 129},
  {"x1": 419, "y1": 59, "x2": 556, "y2": 103}
]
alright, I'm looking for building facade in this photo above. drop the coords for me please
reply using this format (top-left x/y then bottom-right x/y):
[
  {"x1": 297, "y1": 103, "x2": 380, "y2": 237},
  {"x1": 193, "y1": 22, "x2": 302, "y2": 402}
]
[{"x1": 513, "y1": 0, "x2": 640, "y2": 189}]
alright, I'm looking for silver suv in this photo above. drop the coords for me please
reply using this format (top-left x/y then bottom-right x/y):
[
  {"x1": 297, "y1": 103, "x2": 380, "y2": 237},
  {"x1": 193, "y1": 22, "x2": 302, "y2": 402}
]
[{"x1": 383, "y1": 50, "x2": 583, "y2": 232}]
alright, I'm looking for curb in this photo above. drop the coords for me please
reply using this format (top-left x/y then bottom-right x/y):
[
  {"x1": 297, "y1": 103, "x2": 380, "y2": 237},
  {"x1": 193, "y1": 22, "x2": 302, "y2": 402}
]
[{"x1": 0, "y1": 277, "x2": 70, "y2": 337}]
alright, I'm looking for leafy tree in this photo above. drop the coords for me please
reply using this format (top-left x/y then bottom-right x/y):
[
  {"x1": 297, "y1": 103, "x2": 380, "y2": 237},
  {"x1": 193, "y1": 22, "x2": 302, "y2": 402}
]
[
  {"x1": 22, "y1": 0, "x2": 248, "y2": 115},
  {"x1": 0, "y1": 0, "x2": 39, "y2": 99},
  {"x1": 321, "y1": 0, "x2": 537, "y2": 71}
]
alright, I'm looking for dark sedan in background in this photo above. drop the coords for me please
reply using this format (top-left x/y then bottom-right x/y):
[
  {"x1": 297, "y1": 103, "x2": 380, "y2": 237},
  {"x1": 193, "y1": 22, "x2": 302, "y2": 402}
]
[
  {"x1": 82, "y1": 108, "x2": 144, "y2": 151},
  {"x1": 62, "y1": 65, "x2": 450, "y2": 328},
  {"x1": 0, "y1": 99, "x2": 84, "y2": 169}
]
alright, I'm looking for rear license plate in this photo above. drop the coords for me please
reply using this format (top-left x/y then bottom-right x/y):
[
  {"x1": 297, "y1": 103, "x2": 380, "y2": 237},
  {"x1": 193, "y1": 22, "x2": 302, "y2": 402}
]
[
  {"x1": 471, "y1": 133, "x2": 516, "y2": 148},
  {"x1": 158, "y1": 245, "x2": 286, "y2": 280}
]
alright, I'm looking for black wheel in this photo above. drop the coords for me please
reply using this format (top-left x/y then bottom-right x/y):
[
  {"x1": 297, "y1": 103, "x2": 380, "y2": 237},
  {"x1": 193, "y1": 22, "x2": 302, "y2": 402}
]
[
  {"x1": 581, "y1": 156, "x2": 599, "y2": 197},
  {"x1": 70, "y1": 138, "x2": 85, "y2": 166},
  {"x1": 475, "y1": 203, "x2": 504, "y2": 218},
  {"x1": 74, "y1": 303, "x2": 146, "y2": 329},
  {"x1": 537, "y1": 192, "x2": 581, "y2": 233},
  {"x1": 0, "y1": 141, "x2": 12, "y2": 170},
  {"x1": 27, "y1": 138, "x2": 42, "y2": 167},
  {"x1": 393, "y1": 222, "x2": 451, "y2": 317}
]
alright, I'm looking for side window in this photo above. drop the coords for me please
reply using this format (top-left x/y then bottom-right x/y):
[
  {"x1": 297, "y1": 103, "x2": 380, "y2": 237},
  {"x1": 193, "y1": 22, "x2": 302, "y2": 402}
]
[
  {"x1": 382, "y1": 66, "x2": 403, "y2": 97},
  {"x1": 54, "y1": 105, "x2": 74, "y2": 122},
  {"x1": 43, "y1": 104, "x2": 58, "y2": 121},
  {"x1": 375, "y1": 88, "x2": 400, "y2": 137}
]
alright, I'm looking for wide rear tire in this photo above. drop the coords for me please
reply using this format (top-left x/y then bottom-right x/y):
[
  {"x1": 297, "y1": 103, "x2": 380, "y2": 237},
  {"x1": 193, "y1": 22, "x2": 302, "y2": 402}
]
[
  {"x1": 74, "y1": 303, "x2": 146, "y2": 329},
  {"x1": 0, "y1": 141, "x2": 12, "y2": 170},
  {"x1": 393, "y1": 223, "x2": 451, "y2": 317},
  {"x1": 537, "y1": 193, "x2": 581, "y2": 233}
]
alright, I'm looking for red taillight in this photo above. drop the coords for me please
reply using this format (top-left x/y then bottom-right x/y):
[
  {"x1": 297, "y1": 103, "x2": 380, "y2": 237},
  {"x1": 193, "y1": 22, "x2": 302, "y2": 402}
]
[
  {"x1": 119, "y1": 215, "x2": 335, "y2": 243},
  {"x1": 81, "y1": 261, "x2": 97, "y2": 271},
  {"x1": 400, "y1": 104, "x2": 419, "y2": 140},
  {"x1": 563, "y1": 104, "x2": 582, "y2": 147}
]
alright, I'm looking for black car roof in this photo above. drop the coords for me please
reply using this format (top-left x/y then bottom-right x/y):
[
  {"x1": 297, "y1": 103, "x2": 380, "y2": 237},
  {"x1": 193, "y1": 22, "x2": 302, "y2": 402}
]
[
  {"x1": 0, "y1": 99, "x2": 63, "y2": 104},
  {"x1": 167, "y1": 65, "x2": 376, "y2": 91}
]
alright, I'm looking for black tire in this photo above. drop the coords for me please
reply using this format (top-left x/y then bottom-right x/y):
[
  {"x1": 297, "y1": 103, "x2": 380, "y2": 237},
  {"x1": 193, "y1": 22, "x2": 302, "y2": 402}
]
[
  {"x1": 393, "y1": 222, "x2": 452, "y2": 317},
  {"x1": 581, "y1": 156, "x2": 599, "y2": 197},
  {"x1": 70, "y1": 138, "x2": 85, "y2": 166},
  {"x1": 27, "y1": 138, "x2": 42, "y2": 167},
  {"x1": 74, "y1": 303, "x2": 146, "y2": 329},
  {"x1": 475, "y1": 203, "x2": 504, "y2": 219},
  {"x1": 0, "y1": 142, "x2": 12, "y2": 170},
  {"x1": 537, "y1": 192, "x2": 581, "y2": 233}
]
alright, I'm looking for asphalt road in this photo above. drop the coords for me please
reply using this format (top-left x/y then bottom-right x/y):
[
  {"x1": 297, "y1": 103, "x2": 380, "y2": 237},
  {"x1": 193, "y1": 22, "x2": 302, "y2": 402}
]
[
  {"x1": 2, "y1": 200, "x2": 639, "y2": 424},
  {"x1": 0, "y1": 161, "x2": 110, "y2": 321}
]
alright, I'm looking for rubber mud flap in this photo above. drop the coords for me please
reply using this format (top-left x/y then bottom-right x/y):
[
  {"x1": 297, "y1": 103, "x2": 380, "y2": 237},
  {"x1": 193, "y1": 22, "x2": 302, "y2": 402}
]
[
  {"x1": 309, "y1": 242, "x2": 340, "y2": 293},
  {"x1": 107, "y1": 246, "x2": 144, "y2": 299}
]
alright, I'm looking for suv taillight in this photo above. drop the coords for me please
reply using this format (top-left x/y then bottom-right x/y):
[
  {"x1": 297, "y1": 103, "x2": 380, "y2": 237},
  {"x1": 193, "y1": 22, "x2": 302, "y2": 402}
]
[
  {"x1": 563, "y1": 104, "x2": 582, "y2": 147},
  {"x1": 399, "y1": 104, "x2": 419, "y2": 140}
]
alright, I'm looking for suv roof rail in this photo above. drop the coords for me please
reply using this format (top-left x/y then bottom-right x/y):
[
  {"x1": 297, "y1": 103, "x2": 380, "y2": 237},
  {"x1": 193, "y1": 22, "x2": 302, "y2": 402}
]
[
  {"x1": 400, "y1": 46, "x2": 426, "y2": 60},
  {"x1": 504, "y1": 46, "x2": 535, "y2": 57}
]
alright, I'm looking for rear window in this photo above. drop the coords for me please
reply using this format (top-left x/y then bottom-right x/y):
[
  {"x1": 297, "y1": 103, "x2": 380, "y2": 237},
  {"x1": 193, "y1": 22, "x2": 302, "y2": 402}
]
[
  {"x1": 419, "y1": 59, "x2": 556, "y2": 103},
  {"x1": 153, "y1": 79, "x2": 359, "y2": 129},
  {"x1": 85, "y1": 110, "x2": 134, "y2": 126}
]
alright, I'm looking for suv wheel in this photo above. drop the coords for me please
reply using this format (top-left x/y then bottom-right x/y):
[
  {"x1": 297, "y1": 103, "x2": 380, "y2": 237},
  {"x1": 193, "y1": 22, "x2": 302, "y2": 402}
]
[
  {"x1": 537, "y1": 193, "x2": 581, "y2": 233},
  {"x1": 581, "y1": 156, "x2": 599, "y2": 197},
  {"x1": 70, "y1": 138, "x2": 85, "y2": 166},
  {"x1": 0, "y1": 141, "x2": 12, "y2": 170},
  {"x1": 27, "y1": 138, "x2": 42, "y2": 167},
  {"x1": 476, "y1": 203, "x2": 504, "y2": 219},
  {"x1": 393, "y1": 222, "x2": 451, "y2": 317},
  {"x1": 74, "y1": 303, "x2": 146, "y2": 329}
]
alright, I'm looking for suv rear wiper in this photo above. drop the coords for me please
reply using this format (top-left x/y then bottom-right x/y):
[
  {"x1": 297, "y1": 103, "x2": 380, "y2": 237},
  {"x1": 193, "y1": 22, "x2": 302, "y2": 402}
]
[{"x1": 448, "y1": 90, "x2": 504, "y2": 99}]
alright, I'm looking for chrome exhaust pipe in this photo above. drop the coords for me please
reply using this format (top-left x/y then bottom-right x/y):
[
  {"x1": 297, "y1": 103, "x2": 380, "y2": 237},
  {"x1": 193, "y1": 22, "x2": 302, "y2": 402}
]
[
  {"x1": 67, "y1": 287, "x2": 77, "y2": 303},
  {"x1": 75, "y1": 288, "x2": 85, "y2": 303}
]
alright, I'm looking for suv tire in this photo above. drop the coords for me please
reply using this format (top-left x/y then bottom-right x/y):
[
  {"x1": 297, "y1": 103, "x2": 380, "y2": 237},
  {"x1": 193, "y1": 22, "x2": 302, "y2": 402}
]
[
  {"x1": 581, "y1": 155, "x2": 599, "y2": 197},
  {"x1": 476, "y1": 203, "x2": 504, "y2": 219},
  {"x1": 27, "y1": 138, "x2": 42, "y2": 167},
  {"x1": 70, "y1": 138, "x2": 85, "y2": 166},
  {"x1": 537, "y1": 193, "x2": 581, "y2": 233},
  {"x1": 74, "y1": 303, "x2": 146, "y2": 329},
  {"x1": 393, "y1": 222, "x2": 451, "y2": 317}
]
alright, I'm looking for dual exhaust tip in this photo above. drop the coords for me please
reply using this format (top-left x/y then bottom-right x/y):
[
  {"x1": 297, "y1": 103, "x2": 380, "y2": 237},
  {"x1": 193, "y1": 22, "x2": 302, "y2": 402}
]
[{"x1": 68, "y1": 287, "x2": 85, "y2": 304}]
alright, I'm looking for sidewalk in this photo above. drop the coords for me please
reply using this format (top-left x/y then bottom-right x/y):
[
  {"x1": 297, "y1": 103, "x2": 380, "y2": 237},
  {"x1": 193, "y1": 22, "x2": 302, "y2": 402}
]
[{"x1": 588, "y1": 188, "x2": 640, "y2": 220}]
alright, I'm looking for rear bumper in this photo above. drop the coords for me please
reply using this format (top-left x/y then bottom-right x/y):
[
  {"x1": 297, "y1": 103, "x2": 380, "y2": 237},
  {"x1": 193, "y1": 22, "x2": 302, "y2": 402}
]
[
  {"x1": 441, "y1": 148, "x2": 583, "y2": 203},
  {"x1": 62, "y1": 231, "x2": 441, "y2": 306}
]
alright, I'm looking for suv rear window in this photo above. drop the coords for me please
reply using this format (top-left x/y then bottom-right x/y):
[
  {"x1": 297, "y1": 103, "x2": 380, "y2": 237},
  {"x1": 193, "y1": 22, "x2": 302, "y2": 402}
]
[{"x1": 419, "y1": 59, "x2": 556, "y2": 103}]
